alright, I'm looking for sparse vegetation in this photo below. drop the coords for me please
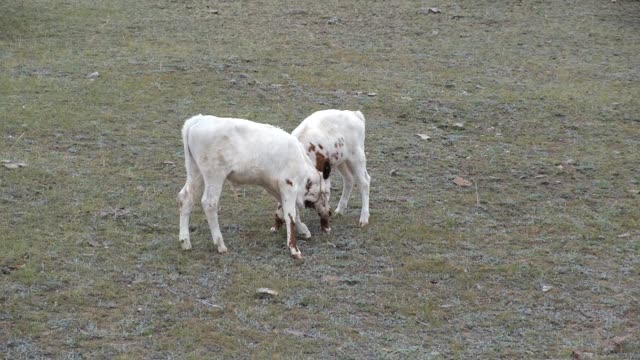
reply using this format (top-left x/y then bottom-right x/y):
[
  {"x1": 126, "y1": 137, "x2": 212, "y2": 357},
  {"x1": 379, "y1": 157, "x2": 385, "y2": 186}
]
[{"x1": 1, "y1": 0, "x2": 639, "y2": 358}]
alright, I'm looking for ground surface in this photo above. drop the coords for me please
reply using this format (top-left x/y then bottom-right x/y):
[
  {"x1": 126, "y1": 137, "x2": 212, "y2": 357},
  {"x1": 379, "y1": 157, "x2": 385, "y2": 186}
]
[{"x1": 1, "y1": 0, "x2": 639, "y2": 358}]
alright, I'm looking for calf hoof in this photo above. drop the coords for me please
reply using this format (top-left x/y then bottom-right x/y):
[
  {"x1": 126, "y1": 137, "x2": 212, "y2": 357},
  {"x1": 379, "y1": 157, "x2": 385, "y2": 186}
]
[
  {"x1": 322, "y1": 227, "x2": 332, "y2": 234},
  {"x1": 269, "y1": 226, "x2": 278, "y2": 233},
  {"x1": 359, "y1": 220, "x2": 369, "y2": 228},
  {"x1": 180, "y1": 239, "x2": 192, "y2": 250},
  {"x1": 217, "y1": 245, "x2": 228, "y2": 254},
  {"x1": 290, "y1": 247, "x2": 303, "y2": 259}
]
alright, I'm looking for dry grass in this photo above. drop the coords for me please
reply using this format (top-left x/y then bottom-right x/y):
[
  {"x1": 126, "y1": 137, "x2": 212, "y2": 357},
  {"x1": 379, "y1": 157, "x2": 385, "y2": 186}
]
[{"x1": 1, "y1": 0, "x2": 639, "y2": 358}]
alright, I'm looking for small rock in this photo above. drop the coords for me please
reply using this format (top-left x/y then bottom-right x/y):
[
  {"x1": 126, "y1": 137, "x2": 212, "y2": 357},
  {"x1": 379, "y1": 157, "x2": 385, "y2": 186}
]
[
  {"x1": 390, "y1": 169, "x2": 398, "y2": 176},
  {"x1": 453, "y1": 122, "x2": 465, "y2": 129},
  {"x1": 453, "y1": 176, "x2": 472, "y2": 187},
  {"x1": 284, "y1": 328, "x2": 306, "y2": 337},
  {"x1": 3, "y1": 163, "x2": 20, "y2": 169},
  {"x1": 342, "y1": 278, "x2": 359, "y2": 286},
  {"x1": 327, "y1": 16, "x2": 341, "y2": 25},
  {"x1": 321, "y1": 275, "x2": 341, "y2": 283},
  {"x1": 428, "y1": 7, "x2": 441, "y2": 14},
  {"x1": 416, "y1": 133, "x2": 431, "y2": 140},
  {"x1": 87, "y1": 239, "x2": 102, "y2": 247},
  {"x1": 207, "y1": 9, "x2": 219, "y2": 14},
  {"x1": 367, "y1": 92, "x2": 377, "y2": 97},
  {"x1": 99, "y1": 207, "x2": 131, "y2": 219},
  {"x1": 87, "y1": 71, "x2": 100, "y2": 79},
  {"x1": 617, "y1": 232, "x2": 630, "y2": 238},
  {"x1": 2, "y1": 160, "x2": 27, "y2": 169},
  {"x1": 256, "y1": 288, "x2": 278, "y2": 298},
  {"x1": 571, "y1": 350, "x2": 594, "y2": 359},
  {"x1": 542, "y1": 285, "x2": 553, "y2": 292}
]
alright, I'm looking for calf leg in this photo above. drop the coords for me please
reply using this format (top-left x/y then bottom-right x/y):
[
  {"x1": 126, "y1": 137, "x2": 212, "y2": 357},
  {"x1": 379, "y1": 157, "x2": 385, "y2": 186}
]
[
  {"x1": 295, "y1": 206, "x2": 311, "y2": 239},
  {"x1": 335, "y1": 162, "x2": 354, "y2": 215},
  {"x1": 282, "y1": 198, "x2": 302, "y2": 259},
  {"x1": 178, "y1": 175, "x2": 203, "y2": 250},
  {"x1": 352, "y1": 154, "x2": 371, "y2": 227},
  {"x1": 201, "y1": 179, "x2": 227, "y2": 254},
  {"x1": 270, "y1": 204, "x2": 310, "y2": 239},
  {"x1": 270, "y1": 203, "x2": 284, "y2": 232}
]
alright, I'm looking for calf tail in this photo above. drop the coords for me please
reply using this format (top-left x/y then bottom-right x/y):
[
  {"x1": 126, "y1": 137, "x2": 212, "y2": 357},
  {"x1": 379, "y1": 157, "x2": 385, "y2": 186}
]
[
  {"x1": 354, "y1": 110, "x2": 366, "y2": 127},
  {"x1": 181, "y1": 115, "x2": 202, "y2": 183}
]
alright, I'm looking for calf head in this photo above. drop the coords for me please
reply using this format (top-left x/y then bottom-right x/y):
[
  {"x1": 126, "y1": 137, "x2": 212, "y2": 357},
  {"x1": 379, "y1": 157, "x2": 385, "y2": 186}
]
[{"x1": 302, "y1": 167, "x2": 332, "y2": 233}]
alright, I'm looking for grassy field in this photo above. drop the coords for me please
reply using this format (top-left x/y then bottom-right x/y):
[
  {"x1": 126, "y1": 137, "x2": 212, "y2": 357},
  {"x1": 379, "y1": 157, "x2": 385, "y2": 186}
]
[{"x1": 1, "y1": 0, "x2": 639, "y2": 358}]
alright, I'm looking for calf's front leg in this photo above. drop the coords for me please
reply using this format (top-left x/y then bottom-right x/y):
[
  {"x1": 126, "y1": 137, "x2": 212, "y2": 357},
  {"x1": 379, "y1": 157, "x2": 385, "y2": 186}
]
[
  {"x1": 335, "y1": 162, "x2": 354, "y2": 215},
  {"x1": 270, "y1": 204, "x2": 284, "y2": 232},
  {"x1": 281, "y1": 199, "x2": 302, "y2": 259},
  {"x1": 271, "y1": 203, "x2": 311, "y2": 239}
]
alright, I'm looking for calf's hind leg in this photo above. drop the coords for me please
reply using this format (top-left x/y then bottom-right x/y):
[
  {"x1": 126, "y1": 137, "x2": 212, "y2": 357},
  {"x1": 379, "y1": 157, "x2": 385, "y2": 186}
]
[
  {"x1": 201, "y1": 179, "x2": 228, "y2": 254},
  {"x1": 352, "y1": 153, "x2": 371, "y2": 227},
  {"x1": 178, "y1": 176, "x2": 203, "y2": 250},
  {"x1": 335, "y1": 162, "x2": 354, "y2": 215}
]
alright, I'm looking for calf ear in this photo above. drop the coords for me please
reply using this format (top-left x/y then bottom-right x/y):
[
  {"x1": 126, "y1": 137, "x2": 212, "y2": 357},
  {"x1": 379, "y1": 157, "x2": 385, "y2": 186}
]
[{"x1": 323, "y1": 160, "x2": 331, "y2": 180}]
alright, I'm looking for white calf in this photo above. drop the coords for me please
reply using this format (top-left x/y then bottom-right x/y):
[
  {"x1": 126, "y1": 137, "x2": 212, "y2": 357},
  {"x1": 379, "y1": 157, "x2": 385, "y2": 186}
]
[
  {"x1": 272, "y1": 109, "x2": 371, "y2": 229},
  {"x1": 178, "y1": 115, "x2": 331, "y2": 259}
]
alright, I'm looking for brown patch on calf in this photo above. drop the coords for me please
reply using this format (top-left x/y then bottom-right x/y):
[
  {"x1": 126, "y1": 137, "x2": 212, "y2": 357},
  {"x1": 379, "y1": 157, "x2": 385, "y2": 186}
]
[
  {"x1": 308, "y1": 143, "x2": 316, "y2": 152},
  {"x1": 314, "y1": 151, "x2": 326, "y2": 172},
  {"x1": 318, "y1": 144, "x2": 324, "y2": 150},
  {"x1": 285, "y1": 179, "x2": 293, "y2": 186},
  {"x1": 315, "y1": 152, "x2": 331, "y2": 179},
  {"x1": 288, "y1": 214, "x2": 298, "y2": 253}
]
